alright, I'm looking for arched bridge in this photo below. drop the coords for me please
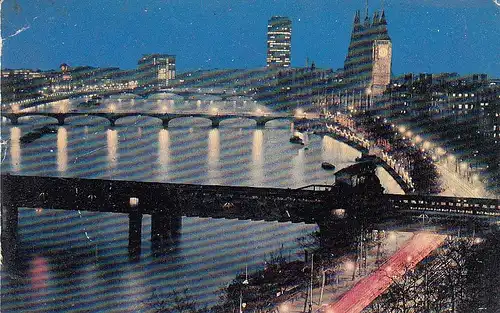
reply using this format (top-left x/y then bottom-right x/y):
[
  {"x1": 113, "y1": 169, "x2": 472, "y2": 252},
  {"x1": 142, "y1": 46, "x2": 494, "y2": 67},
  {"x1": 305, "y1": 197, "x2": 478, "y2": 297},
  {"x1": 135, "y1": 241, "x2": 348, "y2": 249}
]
[{"x1": 0, "y1": 112, "x2": 295, "y2": 128}]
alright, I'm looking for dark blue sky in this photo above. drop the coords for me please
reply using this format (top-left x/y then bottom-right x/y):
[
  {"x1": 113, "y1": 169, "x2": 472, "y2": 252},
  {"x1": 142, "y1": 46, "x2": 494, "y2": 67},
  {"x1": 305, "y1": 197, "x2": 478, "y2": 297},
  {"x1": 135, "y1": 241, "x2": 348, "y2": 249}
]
[{"x1": 2, "y1": 0, "x2": 499, "y2": 77}]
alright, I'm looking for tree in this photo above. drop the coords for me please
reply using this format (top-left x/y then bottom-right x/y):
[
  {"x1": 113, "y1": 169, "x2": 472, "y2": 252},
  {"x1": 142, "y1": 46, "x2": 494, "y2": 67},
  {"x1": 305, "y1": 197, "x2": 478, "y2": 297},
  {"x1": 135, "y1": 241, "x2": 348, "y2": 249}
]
[{"x1": 147, "y1": 288, "x2": 206, "y2": 313}]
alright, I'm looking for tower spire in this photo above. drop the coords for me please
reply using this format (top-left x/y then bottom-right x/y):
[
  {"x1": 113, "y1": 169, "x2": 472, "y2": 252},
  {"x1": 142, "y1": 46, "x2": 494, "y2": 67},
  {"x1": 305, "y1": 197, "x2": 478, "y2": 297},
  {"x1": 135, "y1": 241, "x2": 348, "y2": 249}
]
[
  {"x1": 364, "y1": 0, "x2": 370, "y2": 25},
  {"x1": 354, "y1": 10, "x2": 360, "y2": 24},
  {"x1": 380, "y1": 9, "x2": 387, "y2": 25},
  {"x1": 373, "y1": 10, "x2": 379, "y2": 25}
]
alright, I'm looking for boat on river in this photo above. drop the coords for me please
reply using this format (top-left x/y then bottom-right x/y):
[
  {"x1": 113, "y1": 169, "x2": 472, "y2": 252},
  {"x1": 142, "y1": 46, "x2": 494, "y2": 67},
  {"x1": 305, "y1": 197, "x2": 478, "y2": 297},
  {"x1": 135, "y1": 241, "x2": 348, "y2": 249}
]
[
  {"x1": 20, "y1": 126, "x2": 58, "y2": 144},
  {"x1": 289, "y1": 135, "x2": 304, "y2": 145},
  {"x1": 321, "y1": 162, "x2": 336, "y2": 170},
  {"x1": 79, "y1": 95, "x2": 102, "y2": 106}
]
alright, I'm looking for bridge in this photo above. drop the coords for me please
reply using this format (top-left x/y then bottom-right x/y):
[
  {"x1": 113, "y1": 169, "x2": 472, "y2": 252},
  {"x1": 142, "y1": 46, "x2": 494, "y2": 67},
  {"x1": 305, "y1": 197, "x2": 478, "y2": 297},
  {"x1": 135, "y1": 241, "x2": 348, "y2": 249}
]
[
  {"x1": 386, "y1": 194, "x2": 499, "y2": 217},
  {"x1": 2, "y1": 87, "x2": 251, "y2": 110},
  {"x1": 1, "y1": 174, "x2": 498, "y2": 265},
  {"x1": 0, "y1": 174, "x2": 326, "y2": 264},
  {"x1": 0, "y1": 111, "x2": 296, "y2": 128}
]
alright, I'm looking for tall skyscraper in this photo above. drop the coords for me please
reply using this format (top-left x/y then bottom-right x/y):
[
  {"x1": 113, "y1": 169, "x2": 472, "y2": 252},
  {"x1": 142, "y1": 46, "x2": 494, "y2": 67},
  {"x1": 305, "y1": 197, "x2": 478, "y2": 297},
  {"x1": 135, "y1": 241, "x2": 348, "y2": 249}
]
[
  {"x1": 267, "y1": 16, "x2": 292, "y2": 68},
  {"x1": 343, "y1": 8, "x2": 392, "y2": 98},
  {"x1": 137, "y1": 54, "x2": 176, "y2": 87}
]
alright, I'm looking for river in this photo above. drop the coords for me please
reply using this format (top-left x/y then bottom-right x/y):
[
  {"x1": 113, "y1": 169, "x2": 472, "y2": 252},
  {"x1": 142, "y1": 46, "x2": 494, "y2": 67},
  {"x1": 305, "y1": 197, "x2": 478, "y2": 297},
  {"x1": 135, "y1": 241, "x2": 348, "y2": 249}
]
[{"x1": 0, "y1": 96, "x2": 403, "y2": 312}]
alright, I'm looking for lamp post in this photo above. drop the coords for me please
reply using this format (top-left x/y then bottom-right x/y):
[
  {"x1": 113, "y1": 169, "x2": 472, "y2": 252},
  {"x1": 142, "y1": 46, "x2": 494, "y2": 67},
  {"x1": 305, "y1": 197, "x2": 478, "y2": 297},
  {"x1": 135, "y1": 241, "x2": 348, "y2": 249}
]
[{"x1": 239, "y1": 266, "x2": 249, "y2": 313}]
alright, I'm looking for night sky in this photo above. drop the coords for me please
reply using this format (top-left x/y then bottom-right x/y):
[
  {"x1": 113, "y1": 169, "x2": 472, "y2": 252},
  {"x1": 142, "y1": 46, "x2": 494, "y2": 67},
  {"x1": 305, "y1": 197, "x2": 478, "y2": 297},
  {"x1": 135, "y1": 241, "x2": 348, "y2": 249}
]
[{"x1": 1, "y1": 0, "x2": 499, "y2": 77}]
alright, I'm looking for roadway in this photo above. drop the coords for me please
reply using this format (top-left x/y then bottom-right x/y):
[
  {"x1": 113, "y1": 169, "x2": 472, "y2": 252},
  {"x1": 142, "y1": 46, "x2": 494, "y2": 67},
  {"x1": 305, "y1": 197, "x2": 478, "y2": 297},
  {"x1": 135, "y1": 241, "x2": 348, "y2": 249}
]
[{"x1": 322, "y1": 232, "x2": 446, "y2": 313}]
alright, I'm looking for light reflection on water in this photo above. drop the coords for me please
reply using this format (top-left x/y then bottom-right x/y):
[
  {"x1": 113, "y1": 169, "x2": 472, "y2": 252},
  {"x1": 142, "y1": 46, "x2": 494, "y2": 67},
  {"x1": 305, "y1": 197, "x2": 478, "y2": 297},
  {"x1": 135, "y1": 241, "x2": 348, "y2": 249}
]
[{"x1": 0, "y1": 98, "x2": 404, "y2": 311}]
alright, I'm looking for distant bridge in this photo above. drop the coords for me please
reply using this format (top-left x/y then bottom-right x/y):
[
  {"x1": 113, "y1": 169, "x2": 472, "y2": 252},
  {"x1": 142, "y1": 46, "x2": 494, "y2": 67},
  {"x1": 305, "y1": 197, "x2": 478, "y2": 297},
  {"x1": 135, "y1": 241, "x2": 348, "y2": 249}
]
[
  {"x1": 4, "y1": 87, "x2": 250, "y2": 109},
  {"x1": 1, "y1": 174, "x2": 498, "y2": 266},
  {"x1": 0, "y1": 111, "x2": 297, "y2": 128}
]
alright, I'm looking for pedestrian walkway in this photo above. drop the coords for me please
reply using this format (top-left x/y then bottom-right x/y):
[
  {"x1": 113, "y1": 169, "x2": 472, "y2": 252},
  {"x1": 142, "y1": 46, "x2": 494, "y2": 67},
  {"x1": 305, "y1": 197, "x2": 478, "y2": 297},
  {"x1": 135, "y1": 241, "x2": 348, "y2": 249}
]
[
  {"x1": 275, "y1": 231, "x2": 414, "y2": 313},
  {"x1": 436, "y1": 162, "x2": 492, "y2": 199}
]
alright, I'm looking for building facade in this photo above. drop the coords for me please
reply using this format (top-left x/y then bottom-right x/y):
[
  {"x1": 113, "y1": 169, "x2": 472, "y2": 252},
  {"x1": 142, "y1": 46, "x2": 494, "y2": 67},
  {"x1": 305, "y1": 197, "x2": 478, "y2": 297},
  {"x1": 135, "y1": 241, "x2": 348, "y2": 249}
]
[
  {"x1": 343, "y1": 8, "x2": 392, "y2": 108},
  {"x1": 266, "y1": 16, "x2": 292, "y2": 68},
  {"x1": 137, "y1": 54, "x2": 176, "y2": 87}
]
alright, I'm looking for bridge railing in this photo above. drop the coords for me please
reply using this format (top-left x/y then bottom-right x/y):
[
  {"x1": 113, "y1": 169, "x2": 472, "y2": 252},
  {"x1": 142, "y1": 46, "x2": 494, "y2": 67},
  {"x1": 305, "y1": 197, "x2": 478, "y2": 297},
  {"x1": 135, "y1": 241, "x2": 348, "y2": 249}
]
[
  {"x1": 295, "y1": 184, "x2": 333, "y2": 192},
  {"x1": 386, "y1": 194, "x2": 500, "y2": 216}
]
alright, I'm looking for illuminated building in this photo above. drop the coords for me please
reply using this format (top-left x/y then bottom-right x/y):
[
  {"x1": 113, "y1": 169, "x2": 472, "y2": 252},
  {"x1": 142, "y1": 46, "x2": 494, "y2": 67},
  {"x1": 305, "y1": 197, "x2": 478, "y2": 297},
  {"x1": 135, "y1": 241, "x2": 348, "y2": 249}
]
[
  {"x1": 137, "y1": 54, "x2": 176, "y2": 87},
  {"x1": 266, "y1": 16, "x2": 292, "y2": 68},
  {"x1": 342, "y1": 7, "x2": 392, "y2": 109}
]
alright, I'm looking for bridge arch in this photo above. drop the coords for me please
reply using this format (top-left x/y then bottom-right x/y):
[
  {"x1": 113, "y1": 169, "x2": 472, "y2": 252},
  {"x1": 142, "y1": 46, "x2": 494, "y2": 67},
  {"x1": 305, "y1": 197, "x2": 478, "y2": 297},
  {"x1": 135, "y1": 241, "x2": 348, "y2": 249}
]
[
  {"x1": 17, "y1": 114, "x2": 60, "y2": 125},
  {"x1": 147, "y1": 92, "x2": 184, "y2": 100},
  {"x1": 64, "y1": 114, "x2": 111, "y2": 126},
  {"x1": 113, "y1": 114, "x2": 163, "y2": 127},
  {"x1": 167, "y1": 116, "x2": 212, "y2": 128},
  {"x1": 218, "y1": 117, "x2": 257, "y2": 127},
  {"x1": 259, "y1": 117, "x2": 294, "y2": 128},
  {"x1": 108, "y1": 93, "x2": 140, "y2": 100}
]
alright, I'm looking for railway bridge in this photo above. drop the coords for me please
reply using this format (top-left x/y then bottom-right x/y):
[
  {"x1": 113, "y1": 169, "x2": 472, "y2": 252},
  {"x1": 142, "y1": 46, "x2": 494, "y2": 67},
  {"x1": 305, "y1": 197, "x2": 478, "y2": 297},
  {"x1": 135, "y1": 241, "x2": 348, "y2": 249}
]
[{"x1": 1, "y1": 174, "x2": 498, "y2": 265}]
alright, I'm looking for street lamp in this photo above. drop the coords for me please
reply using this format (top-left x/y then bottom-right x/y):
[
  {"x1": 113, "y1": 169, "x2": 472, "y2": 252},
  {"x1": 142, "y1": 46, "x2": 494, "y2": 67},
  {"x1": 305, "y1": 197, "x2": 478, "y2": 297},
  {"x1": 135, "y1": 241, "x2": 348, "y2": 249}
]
[
  {"x1": 460, "y1": 162, "x2": 468, "y2": 177},
  {"x1": 239, "y1": 266, "x2": 249, "y2": 313}
]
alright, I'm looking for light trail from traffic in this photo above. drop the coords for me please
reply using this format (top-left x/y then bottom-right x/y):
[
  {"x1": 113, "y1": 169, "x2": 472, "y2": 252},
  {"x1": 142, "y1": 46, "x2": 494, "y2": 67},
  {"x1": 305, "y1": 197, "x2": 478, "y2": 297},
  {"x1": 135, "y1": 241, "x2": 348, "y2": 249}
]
[{"x1": 323, "y1": 232, "x2": 446, "y2": 313}]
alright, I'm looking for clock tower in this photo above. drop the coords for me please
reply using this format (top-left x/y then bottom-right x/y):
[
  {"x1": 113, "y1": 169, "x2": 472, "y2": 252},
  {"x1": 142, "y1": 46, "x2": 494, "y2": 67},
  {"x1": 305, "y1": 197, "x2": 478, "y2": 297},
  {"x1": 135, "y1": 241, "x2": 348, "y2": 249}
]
[
  {"x1": 343, "y1": 8, "x2": 392, "y2": 108},
  {"x1": 371, "y1": 40, "x2": 392, "y2": 96}
]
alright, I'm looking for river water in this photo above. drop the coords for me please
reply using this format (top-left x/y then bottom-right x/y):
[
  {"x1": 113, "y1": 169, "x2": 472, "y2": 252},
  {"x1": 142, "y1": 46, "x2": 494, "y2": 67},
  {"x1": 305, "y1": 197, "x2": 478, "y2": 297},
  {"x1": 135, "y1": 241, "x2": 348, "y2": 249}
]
[{"x1": 0, "y1": 96, "x2": 403, "y2": 312}]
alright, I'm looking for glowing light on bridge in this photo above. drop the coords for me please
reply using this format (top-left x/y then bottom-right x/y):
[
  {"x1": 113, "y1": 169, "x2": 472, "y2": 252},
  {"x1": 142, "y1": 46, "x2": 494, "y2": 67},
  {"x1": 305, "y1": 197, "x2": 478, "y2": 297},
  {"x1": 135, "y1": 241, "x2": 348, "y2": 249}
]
[
  {"x1": 295, "y1": 108, "x2": 306, "y2": 118},
  {"x1": 398, "y1": 126, "x2": 406, "y2": 134},
  {"x1": 129, "y1": 197, "x2": 139, "y2": 207},
  {"x1": 11, "y1": 104, "x2": 20, "y2": 113}
]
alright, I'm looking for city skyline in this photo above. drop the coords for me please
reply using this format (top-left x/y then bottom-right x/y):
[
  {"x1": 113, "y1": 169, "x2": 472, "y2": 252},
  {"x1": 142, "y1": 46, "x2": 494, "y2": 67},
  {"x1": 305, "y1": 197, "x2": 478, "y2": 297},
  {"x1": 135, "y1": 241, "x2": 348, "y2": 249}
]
[{"x1": 1, "y1": 0, "x2": 499, "y2": 77}]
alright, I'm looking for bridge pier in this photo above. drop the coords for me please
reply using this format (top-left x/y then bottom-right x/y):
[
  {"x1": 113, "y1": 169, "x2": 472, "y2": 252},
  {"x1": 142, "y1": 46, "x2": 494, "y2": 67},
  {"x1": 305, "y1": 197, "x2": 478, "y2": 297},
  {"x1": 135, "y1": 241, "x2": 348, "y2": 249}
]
[
  {"x1": 109, "y1": 119, "x2": 116, "y2": 128},
  {"x1": 57, "y1": 116, "x2": 65, "y2": 126},
  {"x1": 10, "y1": 116, "x2": 19, "y2": 125},
  {"x1": 162, "y1": 119, "x2": 170, "y2": 128},
  {"x1": 151, "y1": 213, "x2": 181, "y2": 256},
  {"x1": 211, "y1": 120, "x2": 220, "y2": 128},
  {"x1": 256, "y1": 120, "x2": 266, "y2": 128},
  {"x1": 1, "y1": 203, "x2": 19, "y2": 269},
  {"x1": 128, "y1": 212, "x2": 143, "y2": 261}
]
